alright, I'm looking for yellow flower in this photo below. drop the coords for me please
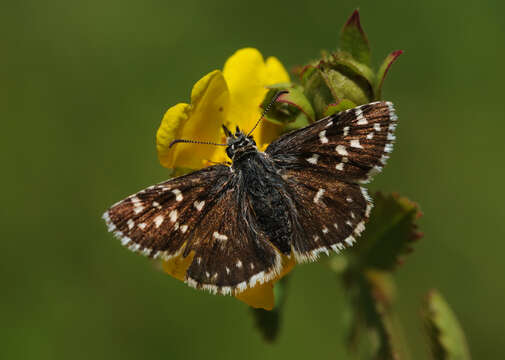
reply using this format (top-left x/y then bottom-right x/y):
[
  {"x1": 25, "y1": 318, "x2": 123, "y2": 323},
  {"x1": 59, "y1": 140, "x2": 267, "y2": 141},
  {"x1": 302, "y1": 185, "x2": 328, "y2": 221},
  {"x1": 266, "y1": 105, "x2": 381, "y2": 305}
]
[
  {"x1": 156, "y1": 48, "x2": 292, "y2": 310},
  {"x1": 156, "y1": 47, "x2": 290, "y2": 170}
]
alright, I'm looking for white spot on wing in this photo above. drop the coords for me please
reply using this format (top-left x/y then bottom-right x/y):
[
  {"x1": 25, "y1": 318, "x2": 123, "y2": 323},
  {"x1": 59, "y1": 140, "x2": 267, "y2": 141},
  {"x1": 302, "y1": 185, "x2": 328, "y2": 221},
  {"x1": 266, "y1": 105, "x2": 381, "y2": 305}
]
[
  {"x1": 313, "y1": 188, "x2": 325, "y2": 204},
  {"x1": 366, "y1": 203, "x2": 373, "y2": 217},
  {"x1": 335, "y1": 163, "x2": 344, "y2": 171},
  {"x1": 366, "y1": 132, "x2": 374, "y2": 139},
  {"x1": 171, "y1": 189, "x2": 183, "y2": 202},
  {"x1": 236, "y1": 260, "x2": 242, "y2": 268},
  {"x1": 336, "y1": 145, "x2": 348, "y2": 156},
  {"x1": 319, "y1": 130, "x2": 329, "y2": 144},
  {"x1": 193, "y1": 201, "x2": 205, "y2": 211},
  {"x1": 180, "y1": 224, "x2": 188, "y2": 233},
  {"x1": 306, "y1": 153, "x2": 319, "y2": 164},
  {"x1": 127, "y1": 219, "x2": 135, "y2": 230},
  {"x1": 356, "y1": 108, "x2": 368, "y2": 125},
  {"x1": 237, "y1": 281, "x2": 247, "y2": 292},
  {"x1": 350, "y1": 139, "x2": 363, "y2": 148},
  {"x1": 154, "y1": 215, "x2": 164, "y2": 228},
  {"x1": 374, "y1": 123, "x2": 381, "y2": 132},
  {"x1": 169, "y1": 210, "x2": 178, "y2": 223},
  {"x1": 355, "y1": 221, "x2": 366, "y2": 235},
  {"x1": 213, "y1": 231, "x2": 228, "y2": 241},
  {"x1": 344, "y1": 235, "x2": 356, "y2": 246},
  {"x1": 326, "y1": 120, "x2": 333, "y2": 128},
  {"x1": 367, "y1": 165, "x2": 383, "y2": 178},
  {"x1": 138, "y1": 222, "x2": 147, "y2": 230},
  {"x1": 249, "y1": 271, "x2": 265, "y2": 287},
  {"x1": 343, "y1": 126, "x2": 349, "y2": 136}
]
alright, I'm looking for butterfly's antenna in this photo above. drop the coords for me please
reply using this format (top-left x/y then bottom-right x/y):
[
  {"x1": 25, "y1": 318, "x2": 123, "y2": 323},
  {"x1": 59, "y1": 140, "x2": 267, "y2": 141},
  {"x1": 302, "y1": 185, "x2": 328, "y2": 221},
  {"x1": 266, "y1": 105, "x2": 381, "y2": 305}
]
[
  {"x1": 247, "y1": 90, "x2": 289, "y2": 137},
  {"x1": 168, "y1": 139, "x2": 227, "y2": 148}
]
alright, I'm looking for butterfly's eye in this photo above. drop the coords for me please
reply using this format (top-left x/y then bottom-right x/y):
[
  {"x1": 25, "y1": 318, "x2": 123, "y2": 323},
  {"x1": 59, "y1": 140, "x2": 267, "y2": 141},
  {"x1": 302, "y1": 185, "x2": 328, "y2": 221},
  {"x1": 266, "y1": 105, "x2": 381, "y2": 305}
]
[{"x1": 248, "y1": 136, "x2": 256, "y2": 145}]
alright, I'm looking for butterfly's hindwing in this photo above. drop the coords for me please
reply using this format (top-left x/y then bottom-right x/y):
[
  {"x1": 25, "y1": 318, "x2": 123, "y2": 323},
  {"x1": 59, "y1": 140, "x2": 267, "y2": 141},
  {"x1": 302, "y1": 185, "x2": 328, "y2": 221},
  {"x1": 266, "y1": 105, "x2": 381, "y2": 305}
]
[
  {"x1": 266, "y1": 101, "x2": 397, "y2": 183},
  {"x1": 281, "y1": 167, "x2": 372, "y2": 261},
  {"x1": 184, "y1": 183, "x2": 283, "y2": 294}
]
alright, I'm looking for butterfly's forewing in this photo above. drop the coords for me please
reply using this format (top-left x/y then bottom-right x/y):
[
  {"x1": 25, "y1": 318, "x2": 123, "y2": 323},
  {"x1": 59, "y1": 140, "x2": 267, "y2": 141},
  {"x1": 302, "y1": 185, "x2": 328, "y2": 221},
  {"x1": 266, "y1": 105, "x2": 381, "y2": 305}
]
[
  {"x1": 267, "y1": 101, "x2": 397, "y2": 184},
  {"x1": 103, "y1": 165, "x2": 231, "y2": 260},
  {"x1": 103, "y1": 165, "x2": 282, "y2": 295},
  {"x1": 266, "y1": 101, "x2": 397, "y2": 259}
]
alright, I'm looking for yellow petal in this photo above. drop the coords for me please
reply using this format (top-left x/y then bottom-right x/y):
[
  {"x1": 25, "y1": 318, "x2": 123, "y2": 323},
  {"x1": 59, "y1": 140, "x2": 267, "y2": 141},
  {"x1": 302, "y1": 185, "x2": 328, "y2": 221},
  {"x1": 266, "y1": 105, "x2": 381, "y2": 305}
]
[
  {"x1": 265, "y1": 56, "x2": 291, "y2": 84},
  {"x1": 156, "y1": 70, "x2": 230, "y2": 169},
  {"x1": 161, "y1": 249, "x2": 195, "y2": 282},
  {"x1": 223, "y1": 48, "x2": 290, "y2": 147},
  {"x1": 235, "y1": 282, "x2": 275, "y2": 310}
]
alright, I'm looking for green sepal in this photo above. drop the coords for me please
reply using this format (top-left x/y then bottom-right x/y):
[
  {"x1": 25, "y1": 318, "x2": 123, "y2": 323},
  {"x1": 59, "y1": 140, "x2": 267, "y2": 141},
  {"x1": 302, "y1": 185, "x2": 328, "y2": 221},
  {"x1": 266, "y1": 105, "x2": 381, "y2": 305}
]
[
  {"x1": 422, "y1": 290, "x2": 472, "y2": 360},
  {"x1": 301, "y1": 65, "x2": 337, "y2": 119},
  {"x1": 321, "y1": 62, "x2": 373, "y2": 106},
  {"x1": 375, "y1": 50, "x2": 403, "y2": 100},
  {"x1": 332, "y1": 50, "x2": 375, "y2": 87},
  {"x1": 323, "y1": 99, "x2": 357, "y2": 117},
  {"x1": 349, "y1": 192, "x2": 423, "y2": 272},
  {"x1": 250, "y1": 276, "x2": 290, "y2": 343},
  {"x1": 340, "y1": 9, "x2": 371, "y2": 65},
  {"x1": 261, "y1": 85, "x2": 314, "y2": 131}
]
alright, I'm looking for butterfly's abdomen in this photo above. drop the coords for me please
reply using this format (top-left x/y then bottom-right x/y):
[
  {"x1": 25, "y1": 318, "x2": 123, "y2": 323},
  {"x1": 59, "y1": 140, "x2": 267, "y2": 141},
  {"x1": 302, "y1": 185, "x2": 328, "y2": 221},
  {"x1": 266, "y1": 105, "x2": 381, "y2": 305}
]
[{"x1": 236, "y1": 152, "x2": 293, "y2": 255}]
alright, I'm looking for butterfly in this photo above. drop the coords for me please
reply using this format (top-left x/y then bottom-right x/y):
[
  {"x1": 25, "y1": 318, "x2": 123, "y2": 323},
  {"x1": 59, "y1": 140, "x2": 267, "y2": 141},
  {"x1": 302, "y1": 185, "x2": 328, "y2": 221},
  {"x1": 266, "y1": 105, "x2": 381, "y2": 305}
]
[{"x1": 103, "y1": 98, "x2": 397, "y2": 295}]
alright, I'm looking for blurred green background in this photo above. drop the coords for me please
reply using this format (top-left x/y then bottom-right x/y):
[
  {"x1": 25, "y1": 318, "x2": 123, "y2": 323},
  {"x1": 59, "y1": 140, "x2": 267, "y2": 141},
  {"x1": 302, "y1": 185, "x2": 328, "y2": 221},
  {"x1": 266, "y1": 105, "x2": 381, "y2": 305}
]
[{"x1": 3, "y1": 0, "x2": 504, "y2": 359}]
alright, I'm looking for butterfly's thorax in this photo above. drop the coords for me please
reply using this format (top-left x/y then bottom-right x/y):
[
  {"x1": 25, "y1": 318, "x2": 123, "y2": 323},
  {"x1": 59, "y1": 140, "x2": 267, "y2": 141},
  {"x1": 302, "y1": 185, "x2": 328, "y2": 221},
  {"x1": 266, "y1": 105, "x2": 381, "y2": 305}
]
[{"x1": 231, "y1": 148, "x2": 293, "y2": 254}]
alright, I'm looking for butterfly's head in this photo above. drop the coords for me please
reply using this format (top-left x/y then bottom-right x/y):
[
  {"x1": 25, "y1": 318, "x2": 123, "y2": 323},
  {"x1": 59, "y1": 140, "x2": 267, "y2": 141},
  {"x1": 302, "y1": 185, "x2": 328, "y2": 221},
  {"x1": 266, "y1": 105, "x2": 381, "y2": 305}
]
[{"x1": 223, "y1": 125, "x2": 257, "y2": 160}]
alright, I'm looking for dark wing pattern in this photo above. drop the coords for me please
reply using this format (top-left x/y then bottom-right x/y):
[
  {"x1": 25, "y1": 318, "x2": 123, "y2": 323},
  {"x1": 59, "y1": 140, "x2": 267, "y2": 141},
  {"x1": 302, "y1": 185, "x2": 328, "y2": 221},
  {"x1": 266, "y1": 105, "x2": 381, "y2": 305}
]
[
  {"x1": 103, "y1": 165, "x2": 282, "y2": 295},
  {"x1": 267, "y1": 101, "x2": 397, "y2": 184},
  {"x1": 266, "y1": 101, "x2": 397, "y2": 260},
  {"x1": 281, "y1": 168, "x2": 372, "y2": 262}
]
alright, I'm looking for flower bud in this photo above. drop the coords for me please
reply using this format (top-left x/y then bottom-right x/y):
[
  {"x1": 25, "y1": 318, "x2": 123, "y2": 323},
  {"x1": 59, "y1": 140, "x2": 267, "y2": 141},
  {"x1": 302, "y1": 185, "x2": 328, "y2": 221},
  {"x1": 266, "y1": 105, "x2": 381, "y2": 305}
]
[{"x1": 299, "y1": 10, "x2": 402, "y2": 119}]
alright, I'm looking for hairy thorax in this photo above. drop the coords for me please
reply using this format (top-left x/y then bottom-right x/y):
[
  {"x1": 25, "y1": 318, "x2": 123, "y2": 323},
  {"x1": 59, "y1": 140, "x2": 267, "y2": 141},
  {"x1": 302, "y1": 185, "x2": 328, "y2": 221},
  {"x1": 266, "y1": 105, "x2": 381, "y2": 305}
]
[{"x1": 233, "y1": 151, "x2": 293, "y2": 254}]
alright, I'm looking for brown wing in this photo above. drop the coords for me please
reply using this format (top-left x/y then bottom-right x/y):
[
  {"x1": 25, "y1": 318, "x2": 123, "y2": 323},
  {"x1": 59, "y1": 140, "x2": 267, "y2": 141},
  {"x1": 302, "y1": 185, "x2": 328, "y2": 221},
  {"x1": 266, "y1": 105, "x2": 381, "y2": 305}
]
[
  {"x1": 280, "y1": 168, "x2": 373, "y2": 262},
  {"x1": 103, "y1": 165, "x2": 283, "y2": 295},
  {"x1": 266, "y1": 101, "x2": 397, "y2": 183}
]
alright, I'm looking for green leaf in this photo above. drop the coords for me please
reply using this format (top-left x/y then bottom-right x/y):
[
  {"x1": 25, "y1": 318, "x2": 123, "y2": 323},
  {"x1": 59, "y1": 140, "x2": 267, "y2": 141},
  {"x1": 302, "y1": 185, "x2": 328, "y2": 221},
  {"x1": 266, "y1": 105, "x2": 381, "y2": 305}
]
[
  {"x1": 422, "y1": 290, "x2": 472, "y2": 360},
  {"x1": 250, "y1": 277, "x2": 289, "y2": 343},
  {"x1": 351, "y1": 192, "x2": 423, "y2": 271},
  {"x1": 375, "y1": 50, "x2": 403, "y2": 100},
  {"x1": 340, "y1": 10, "x2": 371, "y2": 65}
]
